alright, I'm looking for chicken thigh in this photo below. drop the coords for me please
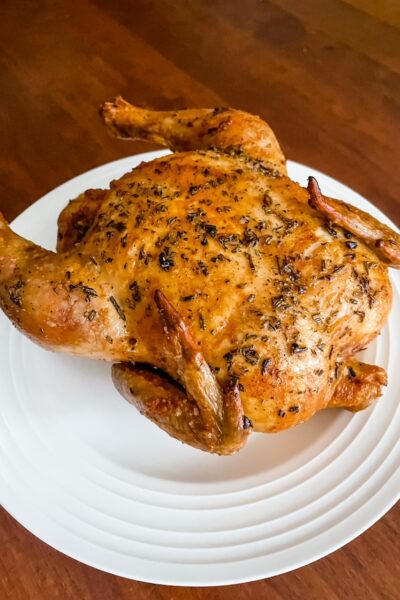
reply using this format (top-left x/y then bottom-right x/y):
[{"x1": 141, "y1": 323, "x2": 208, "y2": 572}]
[{"x1": 0, "y1": 97, "x2": 399, "y2": 454}]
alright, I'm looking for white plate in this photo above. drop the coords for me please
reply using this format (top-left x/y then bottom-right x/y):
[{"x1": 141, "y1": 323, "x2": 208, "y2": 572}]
[{"x1": 0, "y1": 152, "x2": 399, "y2": 586}]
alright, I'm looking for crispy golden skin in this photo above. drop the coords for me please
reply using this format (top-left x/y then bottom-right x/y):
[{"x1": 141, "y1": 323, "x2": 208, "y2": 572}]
[
  {"x1": 0, "y1": 97, "x2": 398, "y2": 454},
  {"x1": 57, "y1": 188, "x2": 106, "y2": 253}
]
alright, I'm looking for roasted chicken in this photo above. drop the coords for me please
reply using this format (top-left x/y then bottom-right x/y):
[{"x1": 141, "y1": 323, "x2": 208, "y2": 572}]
[{"x1": 0, "y1": 97, "x2": 399, "y2": 454}]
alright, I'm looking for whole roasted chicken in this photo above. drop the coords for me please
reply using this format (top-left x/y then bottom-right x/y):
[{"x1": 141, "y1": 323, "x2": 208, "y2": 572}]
[{"x1": 0, "y1": 97, "x2": 399, "y2": 454}]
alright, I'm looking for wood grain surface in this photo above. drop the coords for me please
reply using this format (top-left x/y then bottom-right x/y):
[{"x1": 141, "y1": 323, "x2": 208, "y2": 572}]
[{"x1": 0, "y1": 1, "x2": 399, "y2": 598}]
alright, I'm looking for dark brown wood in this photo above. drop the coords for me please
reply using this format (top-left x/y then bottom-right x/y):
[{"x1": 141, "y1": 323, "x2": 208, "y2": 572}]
[{"x1": 0, "y1": 1, "x2": 399, "y2": 598}]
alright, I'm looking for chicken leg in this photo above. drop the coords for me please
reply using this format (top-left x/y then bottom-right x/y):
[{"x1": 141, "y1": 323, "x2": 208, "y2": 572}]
[
  {"x1": 100, "y1": 96, "x2": 287, "y2": 174},
  {"x1": 329, "y1": 358, "x2": 387, "y2": 412},
  {"x1": 0, "y1": 212, "x2": 131, "y2": 360}
]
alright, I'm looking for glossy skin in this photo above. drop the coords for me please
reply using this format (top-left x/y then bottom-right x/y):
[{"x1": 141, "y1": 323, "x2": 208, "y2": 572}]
[{"x1": 0, "y1": 97, "x2": 399, "y2": 454}]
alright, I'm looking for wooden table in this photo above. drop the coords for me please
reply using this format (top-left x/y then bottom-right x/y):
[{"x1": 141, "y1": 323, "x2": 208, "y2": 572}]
[{"x1": 0, "y1": 1, "x2": 399, "y2": 598}]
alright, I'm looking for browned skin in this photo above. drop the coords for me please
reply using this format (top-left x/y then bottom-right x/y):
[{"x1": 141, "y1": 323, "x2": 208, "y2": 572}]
[
  {"x1": 99, "y1": 96, "x2": 287, "y2": 175},
  {"x1": 307, "y1": 177, "x2": 400, "y2": 268},
  {"x1": 113, "y1": 361, "x2": 250, "y2": 454},
  {"x1": 57, "y1": 188, "x2": 107, "y2": 253},
  {"x1": 0, "y1": 97, "x2": 397, "y2": 454},
  {"x1": 328, "y1": 358, "x2": 388, "y2": 413}
]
